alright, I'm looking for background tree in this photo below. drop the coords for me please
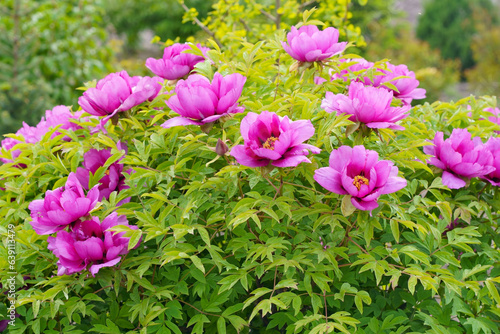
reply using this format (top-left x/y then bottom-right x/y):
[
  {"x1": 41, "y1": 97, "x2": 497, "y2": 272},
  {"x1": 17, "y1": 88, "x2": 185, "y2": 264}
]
[
  {"x1": 416, "y1": 0, "x2": 498, "y2": 72},
  {"x1": 0, "y1": 0, "x2": 114, "y2": 135},
  {"x1": 103, "y1": 0, "x2": 214, "y2": 53}
]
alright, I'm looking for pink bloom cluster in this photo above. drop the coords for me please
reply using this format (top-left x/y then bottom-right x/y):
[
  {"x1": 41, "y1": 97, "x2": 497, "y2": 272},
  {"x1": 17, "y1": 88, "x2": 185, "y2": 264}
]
[
  {"x1": 424, "y1": 129, "x2": 495, "y2": 189},
  {"x1": 1, "y1": 106, "x2": 82, "y2": 163},
  {"x1": 230, "y1": 111, "x2": 321, "y2": 168},
  {"x1": 29, "y1": 173, "x2": 100, "y2": 235},
  {"x1": 314, "y1": 146, "x2": 407, "y2": 211},
  {"x1": 146, "y1": 43, "x2": 209, "y2": 80},
  {"x1": 78, "y1": 71, "x2": 162, "y2": 119},
  {"x1": 29, "y1": 146, "x2": 137, "y2": 276},
  {"x1": 319, "y1": 58, "x2": 426, "y2": 106},
  {"x1": 162, "y1": 73, "x2": 246, "y2": 128},
  {"x1": 282, "y1": 25, "x2": 347, "y2": 62},
  {"x1": 322, "y1": 81, "x2": 411, "y2": 130},
  {"x1": 47, "y1": 212, "x2": 137, "y2": 276},
  {"x1": 75, "y1": 146, "x2": 132, "y2": 203}
]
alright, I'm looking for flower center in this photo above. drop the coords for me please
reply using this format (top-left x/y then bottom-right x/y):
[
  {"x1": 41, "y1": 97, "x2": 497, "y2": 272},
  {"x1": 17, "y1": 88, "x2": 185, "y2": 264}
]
[
  {"x1": 353, "y1": 175, "x2": 369, "y2": 190},
  {"x1": 263, "y1": 136, "x2": 278, "y2": 150}
]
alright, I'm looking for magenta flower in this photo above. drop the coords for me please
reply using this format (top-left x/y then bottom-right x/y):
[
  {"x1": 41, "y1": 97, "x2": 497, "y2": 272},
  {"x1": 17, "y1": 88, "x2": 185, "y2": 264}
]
[
  {"x1": 161, "y1": 72, "x2": 246, "y2": 128},
  {"x1": 78, "y1": 71, "x2": 162, "y2": 118},
  {"x1": 282, "y1": 25, "x2": 347, "y2": 62},
  {"x1": 424, "y1": 129, "x2": 495, "y2": 189},
  {"x1": 75, "y1": 148, "x2": 130, "y2": 202},
  {"x1": 481, "y1": 137, "x2": 500, "y2": 186},
  {"x1": 1, "y1": 106, "x2": 82, "y2": 163},
  {"x1": 377, "y1": 63, "x2": 426, "y2": 105},
  {"x1": 484, "y1": 107, "x2": 500, "y2": 127},
  {"x1": 331, "y1": 58, "x2": 375, "y2": 83},
  {"x1": 314, "y1": 145, "x2": 407, "y2": 211},
  {"x1": 44, "y1": 105, "x2": 83, "y2": 138},
  {"x1": 322, "y1": 81, "x2": 410, "y2": 130},
  {"x1": 47, "y1": 212, "x2": 138, "y2": 276},
  {"x1": 230, "y1": 111, "x2": 320, "y2": 167},
  {"x1": 146, "y1": 43, "x2": 209, "y2": 80},
  {"x1": 29, "y1": 173, "x2": 100, "y2": 235}
]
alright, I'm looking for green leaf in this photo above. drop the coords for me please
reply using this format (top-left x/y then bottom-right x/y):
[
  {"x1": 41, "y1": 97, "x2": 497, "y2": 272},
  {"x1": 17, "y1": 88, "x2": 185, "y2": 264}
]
[
  {"x1": 190, "y1": 255, "x2": 205, "y2": 274},
  {"x1": 82, "y1": 293, "x2": 104, "y2": 302},
  {"x1": 408, "y1": 275, "x2": 417, "y2": 295},
  {"x1": 341, "y1": 196, "x2": 356, "y2": 217},
  {"x1": 228, "y1": 209, "x2": 258, "y2": 229},
  {"x1": 217, "y1": 317, "x2": 226, "y2": 334},
  {"x1": 485, "y1": 280, "x2": 500, "y2": 305}
]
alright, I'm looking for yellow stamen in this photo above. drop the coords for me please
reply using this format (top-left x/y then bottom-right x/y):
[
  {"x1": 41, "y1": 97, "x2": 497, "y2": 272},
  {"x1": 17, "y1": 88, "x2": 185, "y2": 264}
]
[
  {"x1": 263, "y1": 136, "x2": 279, "y2": 150},
  {"x1": 353, "y1": 175, "x2": 369, "y2": 190}
]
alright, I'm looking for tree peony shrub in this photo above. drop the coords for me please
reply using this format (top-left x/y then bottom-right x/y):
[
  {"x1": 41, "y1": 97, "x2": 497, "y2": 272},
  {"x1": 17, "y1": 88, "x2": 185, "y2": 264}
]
[{"x1": 1, "y1": 5, "x2": 499, "y2": 334}]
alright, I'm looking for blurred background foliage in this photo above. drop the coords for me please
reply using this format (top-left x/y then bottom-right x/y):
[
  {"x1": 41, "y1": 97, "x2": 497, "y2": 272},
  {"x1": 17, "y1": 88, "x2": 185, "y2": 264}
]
[
  {"x1": 0, "y1": 0, "x2": 113, "y2": 135},
  {"x1": 1, "y1": 0, "x2": 500, "y2": 135}
]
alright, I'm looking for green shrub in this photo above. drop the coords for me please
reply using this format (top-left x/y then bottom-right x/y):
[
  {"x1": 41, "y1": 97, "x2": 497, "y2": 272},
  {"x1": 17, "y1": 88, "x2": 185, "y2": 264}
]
[{"x1": 1, "y1": 4, "x2": 499, "y2": 334}]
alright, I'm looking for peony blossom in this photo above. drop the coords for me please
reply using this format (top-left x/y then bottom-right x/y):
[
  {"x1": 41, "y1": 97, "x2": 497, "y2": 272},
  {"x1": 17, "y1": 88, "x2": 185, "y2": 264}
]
[
  {"x1": 146, "y1": 43, "x2": 209, "y2": 80},
  {"x1": 325, "y1": 60, "x2": 426, "y2": 105},
  {"x1": 29, "y1": 173, "x2": 100, "y2": 235},
  {"x1": 330, "y1": 58, "x2": 374, "y2": 83},
  {"x1": 282, "y1": 25, "x2": 347, "y2": 62},
  {"x1": 161, "y1": 72, "x2": 246, "y2": 128},
  {"x1": 376, "y1": 63, "x2": 426, "y2": 105},
  {"x1": 75, "y1": 148, "x2": 130, "y2": 202},
  {"x1": 47, "y1": 212, "x2": 138, "y2": 276},
  {"x1": 78, "y1": 71, "x2": 162, "y2": 118},
  {"x1": 230, "y1": 111, "x2": 320, "y2": 167},
  {"x1": 482, "y1": 137, "x2": 500, "y2": 186},
  {"x1": 322, "y1": 81, "x2": 410, "y2": 130},
  {"x1": 314, "y1": 145, "x2": 407, "y2": 211},
  {"x1": 43, "y1": 105, "x2": 83, "y2": 139},
  {"x1": 484, "y1": 107, "x2": 500, "y2": 127},
  {"x1": 1, "y1": 106, "x2": 82, "y2": 163},
  {"x1": 424, "y1": 128, "x2": 495, "y2": 189}
]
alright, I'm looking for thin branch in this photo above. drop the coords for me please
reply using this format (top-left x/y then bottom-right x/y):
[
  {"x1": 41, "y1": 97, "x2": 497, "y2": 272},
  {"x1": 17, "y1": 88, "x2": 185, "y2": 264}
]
[
  {"x1": 176, "y1": 298, "x2": 222, "y2": 317},
  {"x1": 299, "y1": 0, "x2": 317, "y2": 11},
  {"x1": 180, "y1": 3, "x2": 222, "y2": 49},
  {"x1": 276, "y1": 0, "x2": 281, "y2": 29},
  {"x1": 259, "y1": 8, "x2": 277, "y2": 22}
]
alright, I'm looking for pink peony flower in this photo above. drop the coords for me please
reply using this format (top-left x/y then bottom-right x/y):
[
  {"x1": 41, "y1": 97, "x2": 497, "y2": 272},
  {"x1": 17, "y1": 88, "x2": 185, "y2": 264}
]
[
  {"x1": 1, "y1": 106, "x2": 82, "y2": 163},
  {"x1": 44, "y1": 105, "x2": 83, "y2": 139},
  {"x1": 326, "y1": 60, "x2": 426, "y2": 105},
  {"x1": 423, "y1": 128, "x2": 495, "y2": 189},
  {"x1": 482, "y1": 137, "x2": 500, "y2": 186},
  {"x1": 314, "y1": 145, "x2": 407, "y2": 211},
  {"x1": 47, "y1": 212, "x2": 138, "y2": 276},
  {"x1": 484, "y1": 107, "x2": 500, "y2": 126},
  {"x1": 377, "y1": 63, "x2": 426, "y2": 105},
  {"x1": 161, "y1": 72, "x2": 246, "y2": 128},
  {"x1": 75, "y1": 148, "x2": 130, "y2": 202},
  {"x1": 78, "y1": 71, "x2": 162, "y2": 118},
  {"x1": 282, "y1": 25, "x2": 347, "y2": 62},
  {"x1": 322, "y1": 81, "x2": 410, "y2": 130},
  {"x1": 146, "y1": 43, "x2": 209, "y2": 80},
  {"x1": 330, "y1": 58, "x2": 375, "y2": 83},
  {"x1": 230, "y1": 111, "x2": 320, "y2": 167},
  {"x1": 29, "y1": 173, "x2": 100, "y2": 235}
]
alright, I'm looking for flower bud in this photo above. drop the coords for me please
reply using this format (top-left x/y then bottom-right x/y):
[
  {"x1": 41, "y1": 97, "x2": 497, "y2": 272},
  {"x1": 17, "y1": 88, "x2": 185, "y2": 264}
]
[{"x1": 215, "y1": 139, "x2": 229, "y2": 156}]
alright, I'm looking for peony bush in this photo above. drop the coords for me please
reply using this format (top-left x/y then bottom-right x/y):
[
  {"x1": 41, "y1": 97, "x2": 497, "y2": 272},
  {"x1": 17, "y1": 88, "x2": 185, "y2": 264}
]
[{"x1": 1, "y1": 5, "x2": 499, "y2": 334}]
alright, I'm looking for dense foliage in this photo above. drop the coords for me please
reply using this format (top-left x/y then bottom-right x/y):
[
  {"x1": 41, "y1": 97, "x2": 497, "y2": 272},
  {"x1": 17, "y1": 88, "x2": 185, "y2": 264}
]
[{"x1": 1, "y1": 2, "x2": 500, "y2": 334}]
